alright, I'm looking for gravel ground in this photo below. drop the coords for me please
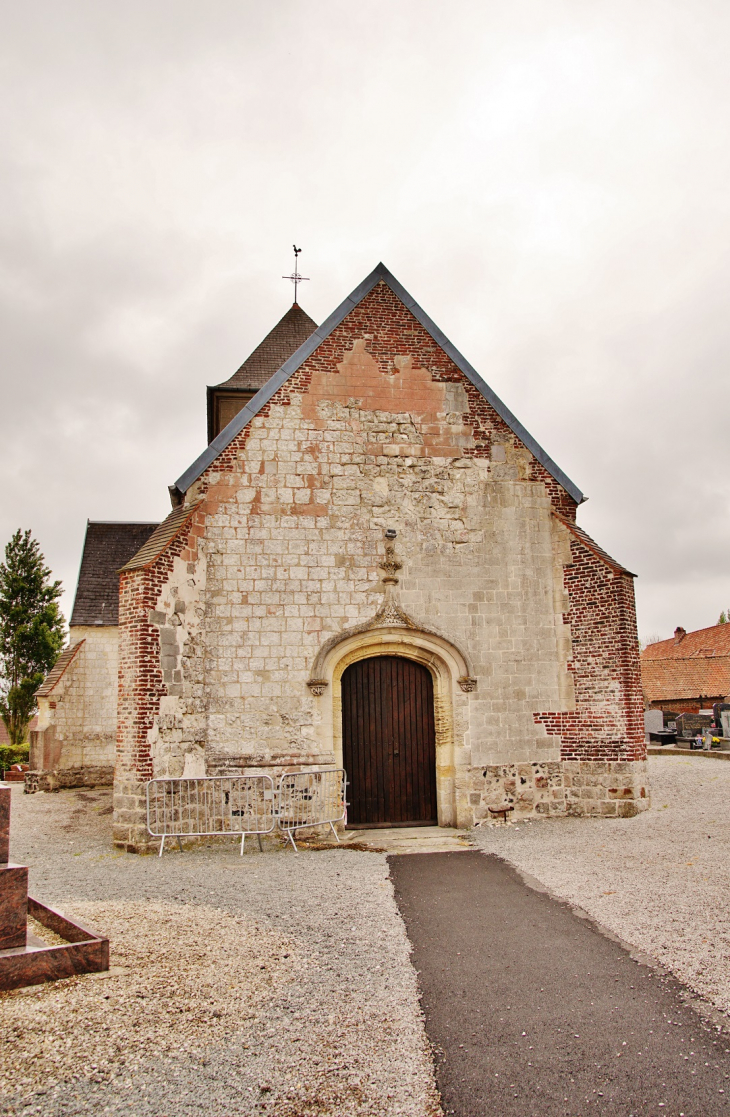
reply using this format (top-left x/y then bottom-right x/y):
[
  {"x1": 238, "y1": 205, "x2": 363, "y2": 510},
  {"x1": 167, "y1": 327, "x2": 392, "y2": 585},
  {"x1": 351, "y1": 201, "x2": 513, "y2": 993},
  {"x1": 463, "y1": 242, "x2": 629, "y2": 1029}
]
[
  {"x1": 474, "y1": 755, "x2": 730, "y2": 1018},
  {"x1": 0, "y1": 787, "x2": 441, "y2": 1117}
]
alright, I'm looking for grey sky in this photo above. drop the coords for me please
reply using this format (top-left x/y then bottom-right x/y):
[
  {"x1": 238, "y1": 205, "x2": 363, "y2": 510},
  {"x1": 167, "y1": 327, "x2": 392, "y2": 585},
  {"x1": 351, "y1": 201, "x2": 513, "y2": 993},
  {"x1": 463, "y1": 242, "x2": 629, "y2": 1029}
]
[{"x1": 1, "y1": 0, "x2": 728, "y2": 641}]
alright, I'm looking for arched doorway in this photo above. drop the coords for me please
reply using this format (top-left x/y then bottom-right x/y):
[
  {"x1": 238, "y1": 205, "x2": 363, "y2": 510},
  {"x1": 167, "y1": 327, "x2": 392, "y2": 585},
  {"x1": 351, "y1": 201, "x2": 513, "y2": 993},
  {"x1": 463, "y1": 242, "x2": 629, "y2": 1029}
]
[{"x1": 342, "y1": 655, "x2": 437, "y2": 827}]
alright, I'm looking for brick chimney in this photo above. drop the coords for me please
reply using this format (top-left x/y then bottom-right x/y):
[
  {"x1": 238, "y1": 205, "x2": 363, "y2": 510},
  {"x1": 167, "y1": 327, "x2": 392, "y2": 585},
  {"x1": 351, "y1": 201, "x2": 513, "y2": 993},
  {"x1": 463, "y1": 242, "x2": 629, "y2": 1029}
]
[{"x1": 674, "y1": 626, "x2": 686, "y2": 644}]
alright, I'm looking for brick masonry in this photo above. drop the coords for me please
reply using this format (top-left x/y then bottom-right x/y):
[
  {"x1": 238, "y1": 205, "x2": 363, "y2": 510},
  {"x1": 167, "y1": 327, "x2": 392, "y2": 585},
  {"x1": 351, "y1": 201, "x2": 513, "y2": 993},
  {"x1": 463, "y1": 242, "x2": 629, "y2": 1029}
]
[{"x1": 113, "y1": 280, "x2": 648, "y2": 849}]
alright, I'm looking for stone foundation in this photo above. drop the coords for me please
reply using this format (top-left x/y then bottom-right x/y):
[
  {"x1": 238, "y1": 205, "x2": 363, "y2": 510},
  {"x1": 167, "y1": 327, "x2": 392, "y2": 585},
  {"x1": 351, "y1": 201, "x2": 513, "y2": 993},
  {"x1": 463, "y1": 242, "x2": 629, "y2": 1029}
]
[
  {"x1": 112, "y1": 778, "x2": 153, "y2": 852},
  {"x1": 471, "y1": 759, "x2": 650, "y2": 821},
  {"x1": 24, "y1": 766, "x2": 113, "y2": 794},
  {"x1": 113, "y1": 757, "x2": 650, "y2": 852}
]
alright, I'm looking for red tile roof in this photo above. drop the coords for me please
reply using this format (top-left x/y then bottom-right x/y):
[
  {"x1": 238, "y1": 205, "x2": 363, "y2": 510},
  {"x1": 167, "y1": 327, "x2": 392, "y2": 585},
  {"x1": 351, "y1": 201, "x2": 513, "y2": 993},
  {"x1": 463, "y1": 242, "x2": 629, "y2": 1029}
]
[{"x1": 641, "y1": 623, "x2": 730, "y2": 703}]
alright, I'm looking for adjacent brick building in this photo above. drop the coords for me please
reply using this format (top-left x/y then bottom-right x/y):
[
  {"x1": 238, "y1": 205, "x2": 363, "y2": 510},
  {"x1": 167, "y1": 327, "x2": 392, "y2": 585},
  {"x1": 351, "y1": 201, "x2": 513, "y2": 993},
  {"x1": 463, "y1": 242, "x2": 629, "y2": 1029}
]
[
  {"x1": 641, "y1": 624, "x2": 730, "y2": 713},
  {"x1": 37, "y1": 263, "x2": 648, "y2": 847}
]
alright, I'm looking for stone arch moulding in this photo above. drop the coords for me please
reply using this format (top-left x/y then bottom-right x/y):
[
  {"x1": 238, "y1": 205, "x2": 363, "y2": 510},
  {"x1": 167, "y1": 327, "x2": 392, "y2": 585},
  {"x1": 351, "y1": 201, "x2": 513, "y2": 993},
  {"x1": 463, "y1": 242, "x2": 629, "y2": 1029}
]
[{"x1": 307, "y1": 622, "x2": 476, "y2": 829}]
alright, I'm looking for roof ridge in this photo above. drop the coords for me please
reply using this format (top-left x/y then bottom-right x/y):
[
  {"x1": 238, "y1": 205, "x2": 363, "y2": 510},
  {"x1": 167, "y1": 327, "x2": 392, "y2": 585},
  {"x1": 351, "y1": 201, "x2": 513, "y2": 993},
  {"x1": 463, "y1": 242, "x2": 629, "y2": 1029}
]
[
  {"x1": 172, "y1": 262, "x2": 584, "y2": 505},
  {"x1": 642, "y1": 622, "x2": 730, "y2": 658}
]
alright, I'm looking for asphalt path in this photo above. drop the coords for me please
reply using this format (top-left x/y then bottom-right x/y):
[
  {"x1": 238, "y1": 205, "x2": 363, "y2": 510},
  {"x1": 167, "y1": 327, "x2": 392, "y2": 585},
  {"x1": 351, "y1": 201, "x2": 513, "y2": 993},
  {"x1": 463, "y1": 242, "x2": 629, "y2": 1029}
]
[{"x1": 390, "y1": 850, "x2": 730, "y2": 1117}]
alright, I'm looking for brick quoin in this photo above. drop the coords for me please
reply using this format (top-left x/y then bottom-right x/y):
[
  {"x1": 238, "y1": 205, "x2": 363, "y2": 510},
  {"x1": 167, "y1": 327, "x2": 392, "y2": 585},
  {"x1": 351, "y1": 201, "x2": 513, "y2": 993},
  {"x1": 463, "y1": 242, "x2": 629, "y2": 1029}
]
[
  {"x1": 533, "y1": 534, "x2": 645, "y2": 763},
  {"x1": 116, "y1": 513, "x2": 202, "y2": 796}
]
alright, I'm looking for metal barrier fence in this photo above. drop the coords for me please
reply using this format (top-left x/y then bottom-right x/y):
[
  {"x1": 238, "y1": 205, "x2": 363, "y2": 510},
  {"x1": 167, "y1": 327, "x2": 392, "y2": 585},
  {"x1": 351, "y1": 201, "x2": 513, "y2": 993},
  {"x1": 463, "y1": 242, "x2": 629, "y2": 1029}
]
[
  {"x1": 146, "y1": 769, "x2": 347, "y2": 855},
  {"x1": 146, "y1": 775, "x2": 276, "y2": 856},
  {"x1": 276, "y1": 769, "x2": 346, "y2": 851}
]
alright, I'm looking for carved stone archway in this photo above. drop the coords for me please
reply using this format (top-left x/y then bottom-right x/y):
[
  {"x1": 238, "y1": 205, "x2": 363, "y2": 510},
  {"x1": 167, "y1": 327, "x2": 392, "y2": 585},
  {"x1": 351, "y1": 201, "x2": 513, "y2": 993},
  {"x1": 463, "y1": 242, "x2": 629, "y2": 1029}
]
[{"x1": 307, "y1": 624, "x2": 474, "y2": 828}]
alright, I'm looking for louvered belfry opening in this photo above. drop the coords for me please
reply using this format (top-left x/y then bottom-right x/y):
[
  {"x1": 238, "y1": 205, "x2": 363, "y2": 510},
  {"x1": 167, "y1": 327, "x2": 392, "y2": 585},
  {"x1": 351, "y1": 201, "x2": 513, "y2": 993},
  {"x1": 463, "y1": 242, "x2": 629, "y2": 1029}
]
[{"x1": 342, "y1": 656, "x2": 437, "y2": 828}]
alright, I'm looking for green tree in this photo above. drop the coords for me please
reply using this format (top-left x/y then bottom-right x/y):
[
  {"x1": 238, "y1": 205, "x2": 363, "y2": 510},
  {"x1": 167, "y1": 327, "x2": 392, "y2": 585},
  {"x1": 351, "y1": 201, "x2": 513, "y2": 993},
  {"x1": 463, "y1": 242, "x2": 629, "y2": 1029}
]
[
  {"x1": 719, "y1": 610, "x2": 729, "y2": 625},
  {"x1": 0, "y1": 531, "x2": 65, "y2": 745}
]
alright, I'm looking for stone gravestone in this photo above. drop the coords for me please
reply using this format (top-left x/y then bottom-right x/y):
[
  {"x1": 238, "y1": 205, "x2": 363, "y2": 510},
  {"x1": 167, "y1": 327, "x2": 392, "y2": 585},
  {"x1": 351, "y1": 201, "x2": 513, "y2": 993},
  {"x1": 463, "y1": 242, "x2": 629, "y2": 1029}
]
[
  {"x1": 675, "y1": 713, "x2": 713, "y2": 740},
  {"x1": 0, "y1": 784, "x2": 27, "y2": 950},
  {"x1": 0, "y1": 782, "x2": 109, "y2": 991},
  {"x1": 644, "y1": 710, "x2": 664, "y2": 738}
]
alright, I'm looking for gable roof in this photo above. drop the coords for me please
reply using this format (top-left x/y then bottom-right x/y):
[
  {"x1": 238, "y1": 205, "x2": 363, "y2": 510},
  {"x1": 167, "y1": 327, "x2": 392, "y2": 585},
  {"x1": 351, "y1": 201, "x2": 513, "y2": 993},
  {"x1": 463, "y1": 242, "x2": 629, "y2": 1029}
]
[
  {"x1": 70, "y1": 522, "x2": 160, "y2": 626},
  {"x1": 641, "y1": 623, "x2": 730, "y2": 703},
  {"x1": 213, "y1": 303, "x2": 318, "y2": 392},
  {"x1": 172, "y1": 262, "x2": 584, "y2": 505}
]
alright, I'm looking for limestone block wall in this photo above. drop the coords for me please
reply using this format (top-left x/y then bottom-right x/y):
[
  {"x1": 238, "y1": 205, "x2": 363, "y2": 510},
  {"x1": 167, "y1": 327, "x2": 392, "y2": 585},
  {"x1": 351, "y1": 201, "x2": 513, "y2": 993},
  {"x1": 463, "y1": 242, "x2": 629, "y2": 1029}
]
[
  {"x1": 114, "y1": 279, "x2": 647, "y2": 848},
  {"x1": 472, "y1": 760, "x2": 649, "y2": 821},
  {"x1": 30, "y1": 626, "x2": 118, "y2": 790}
]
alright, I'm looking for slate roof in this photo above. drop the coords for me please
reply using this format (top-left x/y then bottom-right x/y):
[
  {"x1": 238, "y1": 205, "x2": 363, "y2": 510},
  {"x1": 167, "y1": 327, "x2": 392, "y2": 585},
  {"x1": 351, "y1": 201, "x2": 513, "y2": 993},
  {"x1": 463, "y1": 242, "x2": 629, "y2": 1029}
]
[
  {"x1": 641, "y1": 624, "x2": 730, "y2": 702},
  {"x1": 173, "y1": 263, "x2": 585, "y2": 505},
  {"x1": 70, "y1": 522, "x2": 159, "y2": 626},
  {"x1": 214, "y1": 304, "x2": 318, "y2": 392},
  {"x1": 119, "y1": 500, "x2": 203, "y2": 572},
  {"x1": 553, "y1": 512, "x2": 635, "y2": 576}
]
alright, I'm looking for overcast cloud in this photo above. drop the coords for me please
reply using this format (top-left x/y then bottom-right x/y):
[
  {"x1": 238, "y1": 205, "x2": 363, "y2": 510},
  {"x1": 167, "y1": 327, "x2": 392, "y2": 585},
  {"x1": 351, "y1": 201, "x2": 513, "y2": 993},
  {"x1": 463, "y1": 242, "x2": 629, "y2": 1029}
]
[{"x1": 1, "y1": 0, "x2": 728, "y2": 641}]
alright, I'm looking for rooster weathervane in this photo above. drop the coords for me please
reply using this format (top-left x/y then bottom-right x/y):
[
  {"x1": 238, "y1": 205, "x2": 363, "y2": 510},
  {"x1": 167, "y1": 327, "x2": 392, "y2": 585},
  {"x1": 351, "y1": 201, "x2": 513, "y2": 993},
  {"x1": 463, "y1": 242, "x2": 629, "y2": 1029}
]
[{"x1": 282, "y1": 245, "x2": 310, "y2": 305}]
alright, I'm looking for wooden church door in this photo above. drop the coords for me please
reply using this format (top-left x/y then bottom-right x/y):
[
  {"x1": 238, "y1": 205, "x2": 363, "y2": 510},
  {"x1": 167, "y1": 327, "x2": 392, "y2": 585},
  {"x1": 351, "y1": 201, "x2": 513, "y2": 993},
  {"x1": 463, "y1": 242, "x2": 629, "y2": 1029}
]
[{"x1": 341, "y1": 656, "x2": 437, "y2": 827}]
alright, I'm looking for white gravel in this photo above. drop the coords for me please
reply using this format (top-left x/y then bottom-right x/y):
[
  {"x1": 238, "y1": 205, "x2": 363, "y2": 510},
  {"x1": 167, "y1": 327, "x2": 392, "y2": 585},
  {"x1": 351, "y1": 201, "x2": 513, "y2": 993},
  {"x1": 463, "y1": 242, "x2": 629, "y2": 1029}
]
[
  {"x1": 474, "y1": 755, "x2": 730, "y2": 1017},
  {"x1": 0, "y1": 787, "x2": 441, "y2": 1117}
]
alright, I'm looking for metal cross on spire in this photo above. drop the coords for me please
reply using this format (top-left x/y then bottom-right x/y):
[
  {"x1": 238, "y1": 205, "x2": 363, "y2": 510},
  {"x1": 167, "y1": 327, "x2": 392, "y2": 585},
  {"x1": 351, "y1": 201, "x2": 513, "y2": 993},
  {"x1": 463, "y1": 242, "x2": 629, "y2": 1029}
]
[{"x1": 282, "y1": 245, "x2": 310, "y2": 305}]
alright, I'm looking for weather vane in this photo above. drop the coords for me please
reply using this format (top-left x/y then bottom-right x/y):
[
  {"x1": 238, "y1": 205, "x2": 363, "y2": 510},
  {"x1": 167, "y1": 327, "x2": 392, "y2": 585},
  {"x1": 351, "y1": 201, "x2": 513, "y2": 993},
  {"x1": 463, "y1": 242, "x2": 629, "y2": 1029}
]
[{"x1": 282, "y1": 245, "x2": 309, "y2": 305}]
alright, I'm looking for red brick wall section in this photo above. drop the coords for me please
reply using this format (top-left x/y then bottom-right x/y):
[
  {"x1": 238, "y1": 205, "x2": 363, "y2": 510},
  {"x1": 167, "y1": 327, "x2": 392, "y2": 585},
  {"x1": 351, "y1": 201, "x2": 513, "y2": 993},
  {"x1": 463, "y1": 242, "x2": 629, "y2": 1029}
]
[
  {"x1": 190, "y1": 281, "x2": 578, "y2": 521},
  {"x1": 116, "y1": 511, "x2": 204, "y2": 782},
  {"x1": 533, "y1": 534, "x2": 646, "y2": 761}
]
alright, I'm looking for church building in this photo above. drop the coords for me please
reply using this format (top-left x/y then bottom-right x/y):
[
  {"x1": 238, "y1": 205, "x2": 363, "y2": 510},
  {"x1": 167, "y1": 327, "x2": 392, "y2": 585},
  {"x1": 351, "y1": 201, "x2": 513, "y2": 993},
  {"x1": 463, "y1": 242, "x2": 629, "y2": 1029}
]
[{"x1": 32, "y1": 263, "x2": 648, "y2": 848}]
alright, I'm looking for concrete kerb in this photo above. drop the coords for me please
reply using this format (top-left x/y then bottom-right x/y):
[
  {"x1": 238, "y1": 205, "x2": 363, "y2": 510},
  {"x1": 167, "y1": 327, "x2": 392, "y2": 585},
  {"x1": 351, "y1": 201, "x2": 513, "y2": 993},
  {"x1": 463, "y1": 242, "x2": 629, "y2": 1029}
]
[{"x1": 647, "y1": 747, "x2": 730, "y2": 761}]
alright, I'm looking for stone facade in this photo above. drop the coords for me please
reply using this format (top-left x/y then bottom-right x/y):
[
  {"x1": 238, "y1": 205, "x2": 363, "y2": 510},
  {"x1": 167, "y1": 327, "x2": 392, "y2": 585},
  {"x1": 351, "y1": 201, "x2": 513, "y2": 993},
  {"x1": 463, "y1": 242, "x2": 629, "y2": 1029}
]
[
  {"x1": 475, "y1": 760, "x2": 648, "y2": 820},
  {"x1": 112, "y1": 269, "x2": 647, "y2": 851},
  {"x1": 29, "y1": 626, "x2": 118, "y2": 791}
]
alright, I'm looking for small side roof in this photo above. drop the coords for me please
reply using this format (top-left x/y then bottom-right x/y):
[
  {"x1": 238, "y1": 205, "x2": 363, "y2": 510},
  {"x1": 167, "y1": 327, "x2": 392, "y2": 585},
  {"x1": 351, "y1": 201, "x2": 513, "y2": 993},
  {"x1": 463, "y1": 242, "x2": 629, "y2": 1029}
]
[
  {"x1": 553, "y1": 512, "x2": 635, "y2": 577},
  {"x1": 173, "y1": 263, "x2": 584, "y2": 505},
  {"x1": 70, "y1": 522, "x2": 160, "y2": 626},
  {"x1": 119, "y1": 500, "x2": 203, "y2": 572},
  {"x1": 36, "y1": 640, "x2": 84, "y2": 697}
]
